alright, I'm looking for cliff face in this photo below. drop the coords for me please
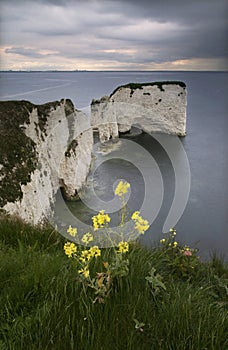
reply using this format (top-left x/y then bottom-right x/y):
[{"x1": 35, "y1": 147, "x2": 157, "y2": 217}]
[
  {"x1": 91, "y1": 81, "x2": 187, "y2": 142},
  {"x1": 0, "y1": 81, "x2": 187, "y2": 224},
  {"x1": 0, "y1": 99, "x2": 93, "y2": 224}
]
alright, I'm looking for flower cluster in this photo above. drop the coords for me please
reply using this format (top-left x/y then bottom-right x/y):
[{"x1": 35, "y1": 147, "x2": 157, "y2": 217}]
[
  {"x1": 172, "y1": 241, "x2": 178, "y2": 248},
  {"x1": 67, "y1": 225, "x2": 77, "y2": 237},
  {"x1": 81, "y1": 232, "x2": 94, "y2": 245},
  {"x1": 160, "y1": 228, "x2": 178, "y2": 248},
  {"x1": 180, "y1": 246, "x2": 193, "y2": 256},
  {"x1": 79, "y1": 246, "x2": 101, "y2": 264},
  {"x1": 64, "y1": 229, "x2": 101, "y2": 278},
  {"x1": 114, "y1": 180, "x2": 130, "y2": 197},
  {"x1": 160, "y1": 228, "x2": 196, "y2": 254},
  {"x1": 159, "y1": 229, "x2": 199, "y2": 279},
  {"x1": 118, "y1": 241, "x2": 129, "y2": 254},
  {"x1": 92, "y1": 210, "x2": 111, "y2": 231},
  {"x1": 78, "y1": 266, "x2": 90, "y2": 278},
  {"x1": 169, "y1": 228, "x2": 177, "y2": 236},
  {"x1": 64, "y1": 242, "x2": 77, "y2": 258},
  {"x1": 160, "y1": 229, "x2": 197, "y2": 259},
  {"x1": 131, "y1": 211, "x2": 149, "y2": 235}
]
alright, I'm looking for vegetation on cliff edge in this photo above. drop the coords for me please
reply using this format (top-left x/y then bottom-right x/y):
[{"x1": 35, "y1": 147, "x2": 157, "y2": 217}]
[
  {"x1": 110, "y1": 81, "x2": 186, "y2": 97},
  {"x1": 0, "y1": 214, "x2": 227, "y2": 350}
]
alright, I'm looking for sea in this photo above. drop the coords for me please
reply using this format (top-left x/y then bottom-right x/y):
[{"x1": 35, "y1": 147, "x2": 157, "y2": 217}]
[{"x1": 0, "y1": 71, "x2": 227, "y2": 259}]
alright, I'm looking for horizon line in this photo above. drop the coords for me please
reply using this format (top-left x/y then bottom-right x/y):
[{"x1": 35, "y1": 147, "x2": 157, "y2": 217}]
[{"x1": 0, "y1": 69, "x2": 227, "y2": 73}]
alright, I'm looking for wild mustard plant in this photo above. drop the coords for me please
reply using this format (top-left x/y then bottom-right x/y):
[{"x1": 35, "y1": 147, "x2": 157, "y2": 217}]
[{"x1": 63, "y1": 180, "x2": 150, "y2": 303}]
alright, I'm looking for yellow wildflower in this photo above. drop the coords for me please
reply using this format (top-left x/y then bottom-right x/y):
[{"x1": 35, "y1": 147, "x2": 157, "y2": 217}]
[
  {"x1": 169, "y1": 228, "x2": 176, "y2": 235},
  {"x1": 81, "y1": 232, "x2": 94, "y2": 245},
  {"x1": 78, "y1": 267, "x2": 90, "y2": 278},
  {"x1": 160, "y1": 238, "x2": 166, "y2": 244},
  {"x1": 118, "y1": 241, "x2": 129, "y2": 254},
  {"x1": 134, "y1": 222, "x2": 148, "y2": 235},
  {"x1": 173, "y1": 241, "x2": 178, "y2": 248},
  {"x1": 132, "y1": 212, "x2": 149, "y2": 235},
  {"x1": 80, "y1": 249, "x2": 92, "y2": 263},
  {"x1": 114, "y1": 180, "x2": 130, "y2": 197},
  {"x1": 89, "y1": 245, "x2": 101, "y2": 258},
  {"x1": 92, "y1": 210, "x2": 110, "y2": 231},
  {"x1": 67, "y1": 225, "x2": 77, "y2": 237},
  {"x1": 131, "y1": 211, "x2": 140, "y2": 220},
  {"x1": 64, "y1": 242, "x2": 77, "y2": 258},
  {"x1": 93, "y1": 220, "x2": 99, "y2": 231}
]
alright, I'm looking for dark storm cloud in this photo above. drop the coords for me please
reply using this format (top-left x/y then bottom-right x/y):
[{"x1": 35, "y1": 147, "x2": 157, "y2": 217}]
[
  {"x1": 94, "y1": 0, "x2": 228, "y2": 59},
  {"x1": 1, "y1": 0, "x2": 227, "y2": 69}
]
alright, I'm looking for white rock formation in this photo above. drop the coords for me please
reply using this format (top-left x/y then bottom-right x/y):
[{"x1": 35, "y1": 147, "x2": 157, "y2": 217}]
[
  {"x1": 0, "y1": 99, "x2": 93, "y2": 225},
  {"x1": 91, "y1": 82, "x2": 187, "y2": 142},
  {"x1": 0, "y1": 81, "x2": 187, "y2": 224}
]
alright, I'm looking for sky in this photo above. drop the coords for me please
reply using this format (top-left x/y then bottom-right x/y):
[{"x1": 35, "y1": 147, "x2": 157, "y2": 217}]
[{"x1": 0, "y1": 0, "x2": 227, "y2": 71}]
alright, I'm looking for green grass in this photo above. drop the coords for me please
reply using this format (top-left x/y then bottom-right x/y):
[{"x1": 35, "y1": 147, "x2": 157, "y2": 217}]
[
  {"x1": 109, "y1": 81, "x2": 186, "y2": 97},
  {"x1": 0, "y1": 216, "x2": 227, "y2": 350}
]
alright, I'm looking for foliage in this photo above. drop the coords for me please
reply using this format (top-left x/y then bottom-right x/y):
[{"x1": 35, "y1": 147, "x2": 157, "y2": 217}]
[
  {"x1": 0, "y1": 205, "x2": 227, "y2": 348},
  {"x1": 159, "y1": 228, "x2": 201, "y2": 280},
  {"x1": 63, "y1": 181, "x2": 149, "y2": 303},
  {"x1": 110, "y1": 81, "x2": 186, "y2": 97},
  {"x1": 145, "y1": 267, "x2": 166, "y2": 297}
]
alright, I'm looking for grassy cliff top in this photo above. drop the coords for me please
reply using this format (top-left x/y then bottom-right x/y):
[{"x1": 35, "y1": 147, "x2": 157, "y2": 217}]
[
  {"x1": 110, "y1": 81, "x2": 186, "y2": 97},
  {"x1": 0, "y1": 100, "x2": 62, "y2": 128},
  {"x1": 0, "y1": 215, "x2": 227, "y2": 350}
]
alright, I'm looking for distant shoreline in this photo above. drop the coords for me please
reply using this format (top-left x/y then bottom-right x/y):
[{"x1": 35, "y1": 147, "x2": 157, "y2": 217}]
[{"x1": 0, "y1": 70, "x2": 227, "y2": 73}]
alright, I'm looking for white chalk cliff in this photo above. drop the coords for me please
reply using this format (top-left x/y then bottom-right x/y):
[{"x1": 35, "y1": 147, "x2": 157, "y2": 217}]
[
  {"x1": 0, "y1": 81, "x2": 187, "y2": 225},
  {"x1": 0, "y1": 99, "x2": 93, "y2": 224},
  {"x1": 91, "y1": 82, "x2": 187, "y2": 142}
]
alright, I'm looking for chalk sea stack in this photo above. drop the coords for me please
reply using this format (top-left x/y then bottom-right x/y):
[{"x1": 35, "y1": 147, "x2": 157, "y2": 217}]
[{"x1": 91, "y1": 81, "x2": 187, "y2": 143}]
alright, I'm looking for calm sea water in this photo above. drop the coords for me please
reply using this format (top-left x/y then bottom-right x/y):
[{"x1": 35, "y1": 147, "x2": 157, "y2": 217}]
[{"x1": 0, "y1": 71, "x2": 227, "y2": 258}]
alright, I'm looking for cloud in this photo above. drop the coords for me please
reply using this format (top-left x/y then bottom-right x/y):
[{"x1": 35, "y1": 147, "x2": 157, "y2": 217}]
[
  {"x1": 0, "y1": 0, "x2": 227, "y2": 70},
  {"x1": 5, "y1": 47, "x2": 59, "y2": 58}
]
